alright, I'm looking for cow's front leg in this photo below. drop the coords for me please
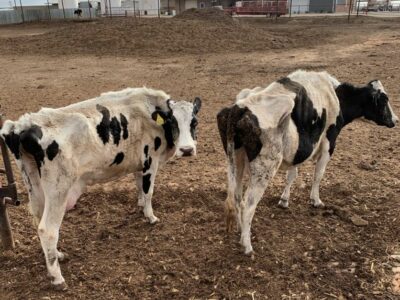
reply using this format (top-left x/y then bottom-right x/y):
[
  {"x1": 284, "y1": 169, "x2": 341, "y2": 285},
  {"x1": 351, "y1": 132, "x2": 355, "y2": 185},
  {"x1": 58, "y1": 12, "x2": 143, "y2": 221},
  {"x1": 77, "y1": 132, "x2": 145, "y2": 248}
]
[
  {"x1": 278, "y1": 167, "x2": 297, "y2": 208},
  {"x1": 310, "y1": 144, "x2": 330, "y2": 207},
  {"x1": 135, "y1": 172, "x2": 145, "y2": 208},
  {"x1": 141, "y1": 158, "x2": 160, "y2": 224}
]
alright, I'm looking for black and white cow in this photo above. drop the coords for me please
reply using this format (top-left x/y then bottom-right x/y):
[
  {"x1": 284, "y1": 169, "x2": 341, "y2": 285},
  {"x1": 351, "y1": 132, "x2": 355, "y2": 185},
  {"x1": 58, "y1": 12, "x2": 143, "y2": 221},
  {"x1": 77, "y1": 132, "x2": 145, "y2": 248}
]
[
  {"x1": 217, "y1": 70, "x2": 398, "y2": 255},
  {"x1": 0, "y1": 87, "x2": 201, "y2": 289},
  {"x1": 74, "y1": 8, "x2": 82, "y2": 17}
]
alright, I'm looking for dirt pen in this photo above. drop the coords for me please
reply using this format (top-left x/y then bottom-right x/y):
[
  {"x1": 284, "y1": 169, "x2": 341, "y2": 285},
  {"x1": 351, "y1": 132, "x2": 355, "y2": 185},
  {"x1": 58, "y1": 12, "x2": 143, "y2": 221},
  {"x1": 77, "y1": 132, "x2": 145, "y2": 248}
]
[{"x1": 0, "y1": 11, "x2": 400, "y2": 299}]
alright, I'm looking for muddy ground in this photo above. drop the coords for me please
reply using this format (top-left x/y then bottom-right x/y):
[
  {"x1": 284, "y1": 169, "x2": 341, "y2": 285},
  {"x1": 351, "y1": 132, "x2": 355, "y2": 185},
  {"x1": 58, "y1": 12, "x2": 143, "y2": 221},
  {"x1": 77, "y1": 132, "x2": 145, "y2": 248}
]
[{"x1": 0, "y1": 15, "x2": 400, "y2": 299}]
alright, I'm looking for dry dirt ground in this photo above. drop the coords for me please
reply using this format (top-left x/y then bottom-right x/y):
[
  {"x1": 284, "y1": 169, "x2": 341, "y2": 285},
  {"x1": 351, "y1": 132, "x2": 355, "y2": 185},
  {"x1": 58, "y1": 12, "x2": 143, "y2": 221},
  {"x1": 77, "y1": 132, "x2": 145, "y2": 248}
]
[{"x1": 0, "y1": 15, "x2": 400, "y2": 300}]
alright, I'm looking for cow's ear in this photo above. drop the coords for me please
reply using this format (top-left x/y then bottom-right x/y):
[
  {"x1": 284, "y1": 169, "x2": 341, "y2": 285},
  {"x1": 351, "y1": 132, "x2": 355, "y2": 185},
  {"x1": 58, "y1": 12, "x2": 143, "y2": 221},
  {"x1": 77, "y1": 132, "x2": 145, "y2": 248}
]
[
  {"x1": 151, "y1": 111, "x2": 167, "y2": 126},
  {"x1": 193, "y1": 97, "x2": 202, "y2": 115}
]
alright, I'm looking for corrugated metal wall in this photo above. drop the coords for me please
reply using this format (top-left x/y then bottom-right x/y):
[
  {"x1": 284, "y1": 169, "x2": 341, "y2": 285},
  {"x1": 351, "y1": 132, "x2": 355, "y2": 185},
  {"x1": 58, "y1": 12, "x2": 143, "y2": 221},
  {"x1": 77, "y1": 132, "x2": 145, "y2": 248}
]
[
  {"x1": 0, "y1": 8, "x2": 97, "y2": 25},
  {"x1": 309, "y1": 0, "x2": 335, "y2": 12}
]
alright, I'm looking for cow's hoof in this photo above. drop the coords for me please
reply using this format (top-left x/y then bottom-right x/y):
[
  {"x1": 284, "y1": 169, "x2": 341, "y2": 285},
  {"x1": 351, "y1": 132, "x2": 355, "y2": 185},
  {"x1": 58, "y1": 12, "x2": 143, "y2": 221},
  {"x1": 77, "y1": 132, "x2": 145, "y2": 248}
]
[
  {"x1": 277, "y1": 199, "x2": 289, "y2": 209},
  {"x1": 311, "y1": 200, "x2": 325, "y2": 208},
  {"x1": 52, "y1": 281, "x2": 68, "y2": 291},
  {"x1": 244, "y1": 246, "x2": 254, "y2": 256},
  {"x1": 58, "y1": 252, "x2": 68, "y2": 262},
  {"x1": 149, "y1": 216, "x2": 160, "y2": 224}
]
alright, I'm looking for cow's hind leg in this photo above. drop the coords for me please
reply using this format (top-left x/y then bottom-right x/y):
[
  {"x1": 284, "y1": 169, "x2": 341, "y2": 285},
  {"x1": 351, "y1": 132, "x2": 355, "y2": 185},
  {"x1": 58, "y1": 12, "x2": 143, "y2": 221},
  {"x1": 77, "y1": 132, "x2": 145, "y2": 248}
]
[
  {"x1": 310, "y1": 143, "x2": 330, "y2": 207},
  {"x1": 38, "y1": 179, "x2": 72, "y2": 290},
  {"x1": 240, "y1": 154, "x2": 281, "y2": 255},
  {"x1": 135, "y1": 172, "x2": 145, "y2": 208},
  {"x1": 225, "y1": 148, "x2": 246, "y2": 232},
  {"x1": 278, "y1": 167, "x2": 297, "y2": 209},
  {"x1": 19, "y1": 159, "x2": 45, "y2": 225}
]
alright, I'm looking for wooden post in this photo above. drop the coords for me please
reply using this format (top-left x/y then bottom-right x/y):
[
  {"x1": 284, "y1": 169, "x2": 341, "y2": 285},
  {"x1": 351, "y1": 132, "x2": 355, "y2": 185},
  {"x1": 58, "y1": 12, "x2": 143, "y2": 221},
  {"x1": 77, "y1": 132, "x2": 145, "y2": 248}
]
[{"x1": 0, "y1": 196, "x2": 15, "y2": 251}]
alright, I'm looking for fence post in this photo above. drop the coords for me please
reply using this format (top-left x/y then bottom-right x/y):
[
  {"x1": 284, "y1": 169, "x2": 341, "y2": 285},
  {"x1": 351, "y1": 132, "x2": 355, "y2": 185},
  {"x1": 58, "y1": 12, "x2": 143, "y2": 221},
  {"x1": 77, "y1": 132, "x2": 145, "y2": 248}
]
[
  {"x1": 356, "y1": 0, "x2": 360, "y2": 16},
  {"x1": 46, "y1": 0, "x2": 51, "y2": 20},
  {"x1": 18, "y1": 0, "x2": 24, "y2": 23},
  {"x1": 158, "y1": 0, "x2": 160, "y2": 18},
  {"x1": 61, "y1": 0, "x2": 66, "y2": 19},
  {"x1": 347, "y1": 0, "x2": 353, "y2": 22},
  {"x1": 108, "y1": 0, "x2": 112, "y2": 17},
  {"x1": 88, "y1": 0, "x2": 92, "y2": 18},
  {"x1": 0, "y1": 137, "x2": 18, "y2": 251},
  {"x1": 133, "y1": 0, "x2": 136, "y2": 17},
  {"x1": 289, "y1": 0, "x2": 292, "y2": 17}
]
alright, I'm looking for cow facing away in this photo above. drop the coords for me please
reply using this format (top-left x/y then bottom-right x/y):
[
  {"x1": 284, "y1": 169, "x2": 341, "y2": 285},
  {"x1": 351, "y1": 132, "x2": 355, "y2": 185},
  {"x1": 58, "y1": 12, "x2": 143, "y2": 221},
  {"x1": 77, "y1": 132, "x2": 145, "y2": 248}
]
[
  {"x1": 0, "y1": 88, "x2": 201, "y2": 290},
  {"x1": 217, "y1": 70, "x2": 398, "y2": 255}
]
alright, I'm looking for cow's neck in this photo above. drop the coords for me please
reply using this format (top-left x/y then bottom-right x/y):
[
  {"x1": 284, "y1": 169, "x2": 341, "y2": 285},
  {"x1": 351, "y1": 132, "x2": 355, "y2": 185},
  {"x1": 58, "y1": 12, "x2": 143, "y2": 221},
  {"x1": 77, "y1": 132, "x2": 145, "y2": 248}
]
[{"x1": 336, "y1": 83, "x2": 370, "y2": 126}]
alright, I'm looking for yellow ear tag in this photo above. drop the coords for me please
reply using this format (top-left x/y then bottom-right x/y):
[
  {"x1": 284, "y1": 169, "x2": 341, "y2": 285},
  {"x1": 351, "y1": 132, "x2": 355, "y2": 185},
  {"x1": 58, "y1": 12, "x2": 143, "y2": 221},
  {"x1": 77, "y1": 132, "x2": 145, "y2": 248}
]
[{"x1": 156, "y1": 114, "x2": 165, "y2": 126}]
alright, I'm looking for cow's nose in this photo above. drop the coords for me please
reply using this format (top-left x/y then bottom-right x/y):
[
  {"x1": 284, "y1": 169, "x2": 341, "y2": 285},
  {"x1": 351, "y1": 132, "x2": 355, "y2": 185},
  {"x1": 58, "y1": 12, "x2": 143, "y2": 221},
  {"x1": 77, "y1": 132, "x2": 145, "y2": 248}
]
[{"x1": 180, "y1": 147, "x2": 193, "y2": 156}]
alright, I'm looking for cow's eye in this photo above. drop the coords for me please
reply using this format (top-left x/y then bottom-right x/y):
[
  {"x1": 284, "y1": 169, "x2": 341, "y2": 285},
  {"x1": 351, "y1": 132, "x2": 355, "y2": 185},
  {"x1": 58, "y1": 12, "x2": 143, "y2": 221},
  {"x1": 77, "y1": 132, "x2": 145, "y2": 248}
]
[{"x1": 190, "y1": 118, "x2": 198, "y2": 128}]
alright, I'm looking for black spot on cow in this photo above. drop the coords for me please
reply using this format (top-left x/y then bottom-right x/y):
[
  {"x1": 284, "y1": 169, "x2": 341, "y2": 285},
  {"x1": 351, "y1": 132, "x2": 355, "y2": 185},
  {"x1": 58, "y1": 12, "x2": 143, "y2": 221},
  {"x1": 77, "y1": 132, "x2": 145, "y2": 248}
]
[
  {"x1": 142, "y1": 174, "x2": 151, "y2": 194},
  {"x1": 151, "y1": 110, "x2": 179, "y2": 149},
  {"x1": 110, "y1": 117, "x2": 121, "y2": 146},
  {"x1": 190, "y1": 117, "x2": 198, "y2": 140},
  {"x1": 154, "y1": 137, "x2": 161, "y2": 151},
  {"x1": 96, "y1": 105, "x2": 111, "y2": 144},
  {"x1": 143, "y1": 156, "x2": 152, "y2": 173},
  {"x1": 110, "y1": 152, "x2": 124, "y2": 166},
  {"x1": 278, "y1": 77, "x2": 327, "y2": 165},
  {"x1": 120, "y1": 113, "x2": 129, "y2": 140},
  {"x1": 217, "y1": 105, "x2": 263, "y2": 162},
  {"x1": 3, "y1": 131, "x2": 21, "y2": 159},
  {"x1": 18, "y1": 125, "x2": 45, "y2": 175},
  {"x1": 144, "y1": 145, "x2": 149, "y2": 157},
  {"x1": 46, "y1": 140, "x2": 59, "y2": 161},
  {"x1": 326, "y1": 114, "x2": 344, "y2": 156}
]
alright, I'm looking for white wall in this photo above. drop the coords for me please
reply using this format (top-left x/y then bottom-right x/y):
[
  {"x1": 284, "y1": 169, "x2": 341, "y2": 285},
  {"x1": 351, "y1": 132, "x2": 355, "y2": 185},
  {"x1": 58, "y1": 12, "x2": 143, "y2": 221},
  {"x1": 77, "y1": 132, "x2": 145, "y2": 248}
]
[
  {"x1": 290, "y1": 0, "x2": 310, "y2": 13},
  {"x1": 185, "y1": 0, "x2": 196, "y2": 9},
  {"x1": 58, "y1": 0, "x2": 78, "y2": 9},
  {"x1": 139, "y1": 0, "x2": 159, "y2": 14}
]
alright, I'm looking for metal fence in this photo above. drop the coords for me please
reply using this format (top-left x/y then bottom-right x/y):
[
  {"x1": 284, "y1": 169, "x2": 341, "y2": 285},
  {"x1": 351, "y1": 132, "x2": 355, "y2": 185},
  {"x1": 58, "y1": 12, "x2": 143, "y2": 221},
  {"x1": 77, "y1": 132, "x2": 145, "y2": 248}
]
[{"x1": 0, "y1": 8, "x2": 98, "y2": 25}]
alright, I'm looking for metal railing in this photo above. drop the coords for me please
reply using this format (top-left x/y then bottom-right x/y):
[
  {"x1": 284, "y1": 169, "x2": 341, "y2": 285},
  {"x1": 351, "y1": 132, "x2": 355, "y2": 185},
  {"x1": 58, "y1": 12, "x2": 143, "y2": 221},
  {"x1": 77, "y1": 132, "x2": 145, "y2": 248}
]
[{"x1": 0, "y1": 115, "x2": 20, "y2": 251}]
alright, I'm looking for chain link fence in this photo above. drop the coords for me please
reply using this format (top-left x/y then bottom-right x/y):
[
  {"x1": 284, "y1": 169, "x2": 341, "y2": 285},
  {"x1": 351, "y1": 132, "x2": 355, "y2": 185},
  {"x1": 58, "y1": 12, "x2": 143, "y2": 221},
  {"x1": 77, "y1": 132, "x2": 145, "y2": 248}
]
[{"x1": 0, "y1": 1, "x2": 99, "y2": 25}]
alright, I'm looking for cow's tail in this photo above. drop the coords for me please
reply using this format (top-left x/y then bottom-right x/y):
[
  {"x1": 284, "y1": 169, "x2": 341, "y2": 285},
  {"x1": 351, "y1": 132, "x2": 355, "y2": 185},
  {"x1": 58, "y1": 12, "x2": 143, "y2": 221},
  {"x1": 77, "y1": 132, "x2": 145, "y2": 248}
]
[{"x1": 217, "y1": 106, "x2": 247, "y2": 232}]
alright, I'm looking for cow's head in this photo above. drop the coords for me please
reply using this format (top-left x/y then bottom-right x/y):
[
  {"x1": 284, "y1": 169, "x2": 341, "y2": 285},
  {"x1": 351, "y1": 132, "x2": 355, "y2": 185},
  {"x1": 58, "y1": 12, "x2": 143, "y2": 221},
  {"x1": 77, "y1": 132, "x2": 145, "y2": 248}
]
[
  {"x1": 364, "y1": 80, "x2": 398, "y2": 128},
  {"x1": 169, "y1": 97, "x2": 202, "y2": 157}
]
